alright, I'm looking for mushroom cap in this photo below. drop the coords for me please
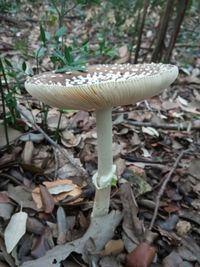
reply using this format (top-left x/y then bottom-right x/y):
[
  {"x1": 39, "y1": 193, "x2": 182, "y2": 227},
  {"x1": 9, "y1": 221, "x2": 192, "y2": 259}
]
[{"x1": 25, "y1": 63, "x2": 178, "y2": 110}]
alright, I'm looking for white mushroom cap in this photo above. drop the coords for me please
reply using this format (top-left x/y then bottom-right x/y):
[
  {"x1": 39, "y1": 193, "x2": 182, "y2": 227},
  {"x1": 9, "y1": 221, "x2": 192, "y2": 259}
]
[{"x1": 25, "y1": 63, "x2": 178, "y2": 110}]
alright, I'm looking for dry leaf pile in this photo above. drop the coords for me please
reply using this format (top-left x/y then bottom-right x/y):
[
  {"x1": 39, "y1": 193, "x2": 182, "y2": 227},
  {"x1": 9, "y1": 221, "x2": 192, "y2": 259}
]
[{"x1": 0, "y1": 2, "x2": 200, "y2": 267}]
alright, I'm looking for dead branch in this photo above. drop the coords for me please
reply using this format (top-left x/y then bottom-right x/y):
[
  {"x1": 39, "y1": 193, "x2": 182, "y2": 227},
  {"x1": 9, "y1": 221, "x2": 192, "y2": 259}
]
[
  {"x1": 124, "y1": 119, "x2": 200, "y2": 130},
  {"x1": 16, "y1": 105, "x2": 88, "y2": 177},
  {"x1": 149, "y1": 149, "x2": 191, "y2": 230}
]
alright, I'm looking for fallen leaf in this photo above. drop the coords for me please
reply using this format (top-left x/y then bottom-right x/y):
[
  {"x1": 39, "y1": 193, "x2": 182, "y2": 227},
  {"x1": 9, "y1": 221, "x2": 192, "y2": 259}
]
[
  {"x1": 115, "y1": 158, "x2": 126, "y2": 177},
  {"x1": 99, "y1": 256, "x2": 123, "y2": 267},
  {"x1": 120, "y1": 182, "x2": 144, "y2": 248},
  {"x1": 0, "y1": 124, "x2": 22, "y2": 147},
  {"x1": 8, "y1": 185, "x2": 38, "y2": 211},
  {"x1": 176, "y1": 220, "x2": 191, "y2": 237},
  {"x1": 177, "y1": 246, "x2": 197, "y2": 261},
  {"x1": 21, "y1": 210, "x2": 122, "y2": 267},
  {"x1": 0, "y1": 203, "x2": 14, "y2": 220},
  {"x1": 177, "y1": 99, "x2": 200, "y2": 115},
  {"x1": 142, "y1": 126, "x2": 159, "y2": 137},
  {"x1": 159, "y1": 214, "x2": 179, "y2": 231},
  {"x1": 61, "y1": 130, "x2": 81, "y2": 148},
  {"x1": 32, "y1": 179, "x2": 82, "y2": 209},
  {"x1": 47, "y1": 114, "x2": 68, "y2": 130},
  {"x1": 101, "y1": 239, "x2": 124, "y2": 256},
  {"x1": 39, "y1": 185, "x2": 55, "y2": 213},
  {"x1": 118, "y1": 45, "x2": 128, "y2": 58},
  {"x1": 22, "y1": 141, "x2": 34, "y2": 164},
  {"x1": 47, "y1": 183, "x2": 75, "y2": 195},
  {"x1": 188, "y1": 159, "x2": 200, "y2": 179},
  {"x1": 26, "y1": 217, "x2": 46, "y2": 235},
  {"x1": 5, "y1": 211, "x2": 28, "y2": 253},
  {"x1": 31, "y1": 228, "x2": 53, "y2": 259},
  {"x1": 191, "y1": 199, "x2": 200, "y2": 210},
  {"x1": 141, "y1": 147, "x2": 151, "y2": 158},
  {"x1": 70, "y1": 111, "x2": 89, "y2": 128},
  {"x1": 177, "y1": 96, "x2": 188, "y2": 106},
  {"x1": 163, "y1": 251, "x2": 183, "y2": 267},
  {"x1": 162, "y1": 100, "x2": 179, "y2": 110},
  {"x1": 57, "y1": 207, "x2": 67, "y2": 245}
]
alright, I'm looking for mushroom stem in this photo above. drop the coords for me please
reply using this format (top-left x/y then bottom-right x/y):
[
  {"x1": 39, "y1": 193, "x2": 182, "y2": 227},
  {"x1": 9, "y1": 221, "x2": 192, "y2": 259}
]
[
  {"x1": 96, "y1": 107, "x2": 113, "y2": 181},
  {"x1": 92, "y1": 107, "x2": 116, "y2": 217}
]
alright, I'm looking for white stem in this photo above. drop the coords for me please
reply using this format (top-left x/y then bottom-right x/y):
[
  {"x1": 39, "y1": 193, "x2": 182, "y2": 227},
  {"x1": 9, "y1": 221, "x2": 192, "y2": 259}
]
[
  {"x1": 96, "y1": 107, "x2": 113, "y2": 182},
  {"x1": 92, "y1": 107, "x2": 116, "y2": 217}
]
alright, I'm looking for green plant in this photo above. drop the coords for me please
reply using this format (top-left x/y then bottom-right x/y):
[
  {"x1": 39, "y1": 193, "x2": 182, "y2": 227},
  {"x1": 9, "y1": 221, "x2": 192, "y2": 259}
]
[
  {"x1": 0, "y1": 0, "x2": 19, "y2": 13},
  {"x1": 0, "y1": 58, "x2": 25, "y2": 127}
]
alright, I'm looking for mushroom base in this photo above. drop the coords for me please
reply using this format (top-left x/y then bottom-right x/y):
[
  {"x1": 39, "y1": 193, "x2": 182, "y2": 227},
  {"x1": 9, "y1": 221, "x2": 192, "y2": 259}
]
[{"x1": 92, "y1": 165, "x2": 117, "y2": 217}]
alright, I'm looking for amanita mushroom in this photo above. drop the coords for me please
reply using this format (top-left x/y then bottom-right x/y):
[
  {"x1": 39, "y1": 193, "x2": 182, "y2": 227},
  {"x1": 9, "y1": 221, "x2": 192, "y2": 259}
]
[{"x1": 25, "y1": 63, "x2": 178, "y2": 217}]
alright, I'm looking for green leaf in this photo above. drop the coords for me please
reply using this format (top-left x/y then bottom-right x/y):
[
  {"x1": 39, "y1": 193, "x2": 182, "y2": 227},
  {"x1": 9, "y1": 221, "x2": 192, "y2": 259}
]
[
  {"x1": 35, "y1": 47, "x2": 46, "y2": 59},
  {"x1": 45, "y1": 31, "x2": 51, "y2": 41},
  {"x1": 64, "y1": 46, "x2": 73, "y2": 64},
  {"x1": 22, "y1": 61, "x2": 26, "y2": 72},
  {"x1": 55, "y1": 26, "x2": 67, "y2": 38},
  {"x1": 111, "y1": 177, "x2": 117, "y2": 186},
  {"x1": 61, "y1": 109, "x2": 75, "y2": 113},
  {"x1": 55, "y1": 64, "x2": 86, "y2": 73},
  {"x1": 40, "y1": 24, "x2": 46, "y2": 45},
  {"x1": 51, "y1": 50, "x2": 66, "y2": 64},
  {"x1": 4, "y1": 58, "x2": 13, "y2": 68}
]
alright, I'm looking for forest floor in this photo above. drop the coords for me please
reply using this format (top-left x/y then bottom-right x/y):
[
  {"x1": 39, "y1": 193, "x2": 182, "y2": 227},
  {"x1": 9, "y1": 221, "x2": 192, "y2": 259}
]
[{"x1": 0, "y1": 2, "x2": 200, "y2": 267}]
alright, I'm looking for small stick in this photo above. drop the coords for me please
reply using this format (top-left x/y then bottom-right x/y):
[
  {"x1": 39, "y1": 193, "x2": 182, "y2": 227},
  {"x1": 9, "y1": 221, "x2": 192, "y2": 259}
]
[
  {"x1": 124, "y1": 119, "x2": 200, "y2": 130},
  {"x1": 149, "y1": 149, "x2": 191, "y2": 230},
  {"x1": 16, "y1": 105, "x2": 87, "y2": 177}
]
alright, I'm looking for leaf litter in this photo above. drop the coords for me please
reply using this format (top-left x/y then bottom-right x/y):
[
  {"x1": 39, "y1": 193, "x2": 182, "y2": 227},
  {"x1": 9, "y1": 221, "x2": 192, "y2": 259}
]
[{"x1": 0, "y1": 3, "x2": 200, "y2": 267}]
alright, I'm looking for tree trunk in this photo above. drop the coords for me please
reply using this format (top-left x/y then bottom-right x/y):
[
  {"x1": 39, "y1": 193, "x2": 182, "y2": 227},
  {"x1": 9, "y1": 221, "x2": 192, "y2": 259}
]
[
  {"x1": 134, "y1": 0, "x2": 149, "y2": 64},
  {"x1": 151, "y1": 0, "x2": 174, "y2": 62},
  {"x1": 164, "y1": 0, "x2": 189, "y2": 61}
]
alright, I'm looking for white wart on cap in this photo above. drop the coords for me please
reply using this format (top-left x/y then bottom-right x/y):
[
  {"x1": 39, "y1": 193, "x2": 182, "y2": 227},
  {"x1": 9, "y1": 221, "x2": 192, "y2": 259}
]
[{"x1": 25, "y1": 63, "x2": 178, "y2": 110}]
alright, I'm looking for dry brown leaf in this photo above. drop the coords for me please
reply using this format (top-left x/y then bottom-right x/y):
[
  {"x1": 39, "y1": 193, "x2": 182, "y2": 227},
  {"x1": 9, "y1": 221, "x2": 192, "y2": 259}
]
[
  {"x1": 70, "y1": 111, "x2": 89, "y2": 128},
  {"x1": 61, "y1": 130, "x2": 82, "y2": 148},
  {"x1": 22, "y1": 141, "x2": 34, "y2": 164},
  {"x1": 32, "y1": 146, "x2": 51, "y2": 169},
  {"x1": 118, "y1": 45, "x2": 128, "y2": 58},
  {"x1": 177, "y1": 99, "x2": 200, "y2": 115},
  {"x1": 39, "y1": 185, "x2": 55, "y2": 213},
  {"x1": 101, "y1": 239, "x2": 124, "y2": 256},
  {"x1": 32, "y1": 179, "x2": 82, "y2": 209},
  {"x1": 115, "y1": 158, "x2": 126, "y2": 177},
  {"x1": 162, "y1": 100, "x2": 179, "y2": 110},
  {"x1": 47, "y1": 113, "x2": 68, "y2": 130},
  {"x1": 176, "y1": 220, "x2": 191, "y2": 237}
]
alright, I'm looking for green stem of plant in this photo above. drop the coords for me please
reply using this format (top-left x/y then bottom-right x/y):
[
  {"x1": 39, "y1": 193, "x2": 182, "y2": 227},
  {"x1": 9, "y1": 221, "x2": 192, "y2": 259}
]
[
  {"x1": 42, "y1": 104, "x2": 49, "y2": 131},
  {"x1": 0, "y1": 76, "x2": 9, "y2": 146},
  {"x1": 0, "y1": 58, "x2": 10, "y2": 93}
]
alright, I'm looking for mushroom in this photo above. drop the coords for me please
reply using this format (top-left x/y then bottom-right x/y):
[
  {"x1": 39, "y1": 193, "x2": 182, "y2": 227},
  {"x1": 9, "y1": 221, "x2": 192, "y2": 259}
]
[{"x1": 25, "y1": 63, "x2": 178, "y2": 217}]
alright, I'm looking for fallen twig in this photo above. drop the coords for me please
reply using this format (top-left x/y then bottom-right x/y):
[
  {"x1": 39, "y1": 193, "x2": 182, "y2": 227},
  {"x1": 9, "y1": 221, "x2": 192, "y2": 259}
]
[
  {"x1": 16, "y1": 105, "x2": 88, "y2": 177},
  {"x1": 124, "y1": 119, "x2": 200, "y2": 130},
  {"x1": 149, "y1": 149, "x2": 191, "y2": 230}
]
